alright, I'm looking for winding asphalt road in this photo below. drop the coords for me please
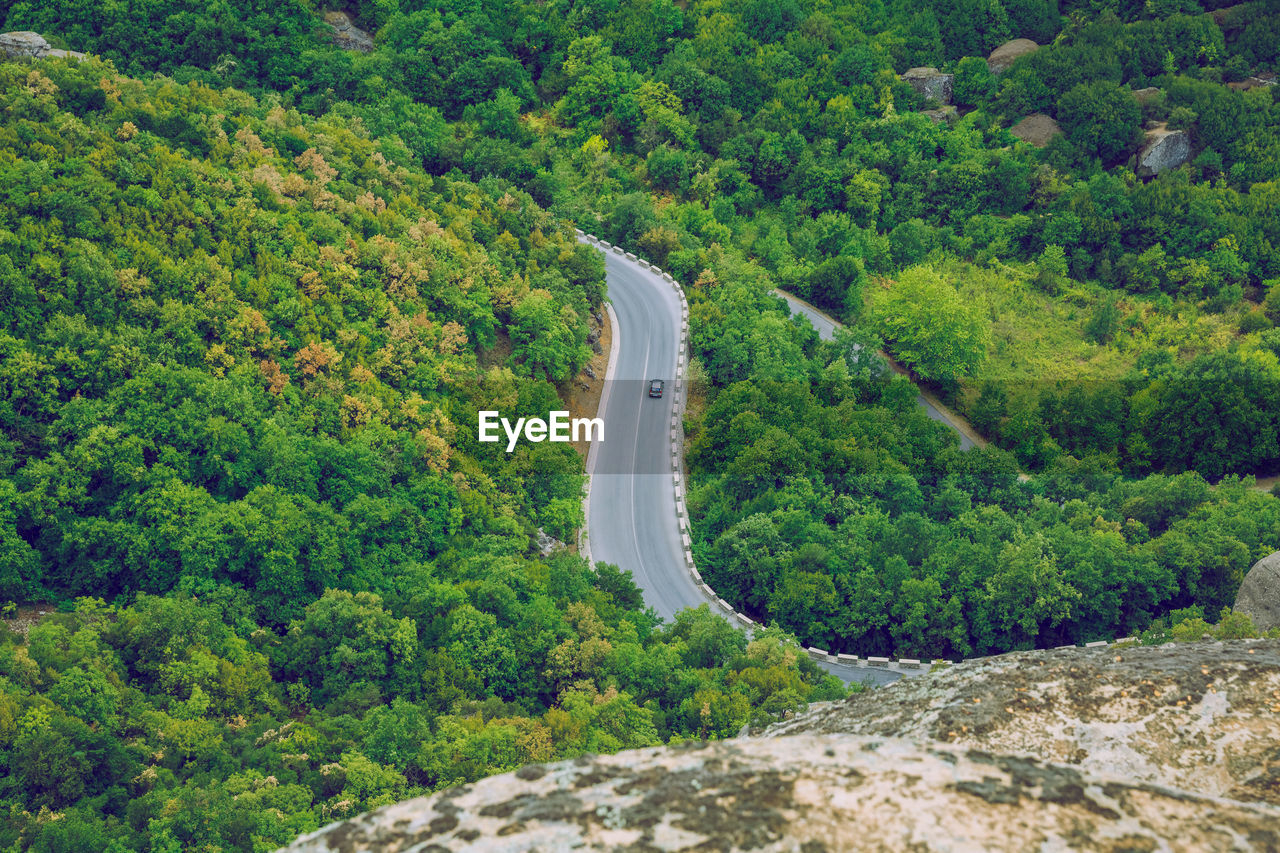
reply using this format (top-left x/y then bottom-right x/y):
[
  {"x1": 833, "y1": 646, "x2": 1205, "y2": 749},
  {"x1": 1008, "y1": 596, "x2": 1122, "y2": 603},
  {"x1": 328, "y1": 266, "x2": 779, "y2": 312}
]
[
  {"x1": 581, "y1": 240, "x2": 901, "y2": 686},
  {"x1": 583, "y1": 248, "x2": 705, "y2": 619}
]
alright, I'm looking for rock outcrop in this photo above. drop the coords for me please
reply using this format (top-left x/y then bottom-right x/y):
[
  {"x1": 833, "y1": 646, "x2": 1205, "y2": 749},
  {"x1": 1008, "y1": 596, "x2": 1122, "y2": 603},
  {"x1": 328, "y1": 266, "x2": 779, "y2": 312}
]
[
  {"x1": 1228, "y1": 74, "x2": 1278, "y2": 92},
  {"x1": 1009, "y1": 113, "x2": 1062, "y2": 147},
  {"x1": 282, "y1": 641, "x2": 1280, "y2": 851},
  {"x1": 1131, "y1": 86, "x2": 1163, "y2": 105},
  {"x1": 765, "y1": 640, "x2": 1280, "y2": 806},
  {"x1": 283, "y1": 734, "x2": 1280, "y2": 852},
  {"x1": 987, "y1": 38, "x2": 1038, "y2": 74},
  {"x1": 922, "y1": 105, "x2": 958, "y2": 126},
  {"x1": 1135, "y1": 122, "x2": 1192, "y2": 177},
  {"x1": 324, "y1": 12, "x2": 374, "y2": 53},
  {"x1": 901, "y1": 67, "x2": 953, "y2": 105},
  {"x1": 0, "y1": 31, "x2": 86, "y2": 61},
  {"x1": 1237, "y1": 552, "x2": 1280, "y2": 632}
]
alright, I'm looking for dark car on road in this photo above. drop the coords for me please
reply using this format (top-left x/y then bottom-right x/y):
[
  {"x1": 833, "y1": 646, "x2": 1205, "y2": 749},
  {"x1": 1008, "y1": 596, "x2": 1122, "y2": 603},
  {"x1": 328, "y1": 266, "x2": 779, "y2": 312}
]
[{"x1": 648, "y1": 379, "x2": 664, "y2": 398}]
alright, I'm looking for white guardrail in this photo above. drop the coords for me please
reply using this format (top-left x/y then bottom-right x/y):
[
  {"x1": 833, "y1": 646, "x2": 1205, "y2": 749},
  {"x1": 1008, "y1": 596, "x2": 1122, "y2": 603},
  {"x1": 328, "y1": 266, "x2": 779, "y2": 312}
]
[{"x1": 572, "y1": 228, "x2": 1137, "y2": 675}]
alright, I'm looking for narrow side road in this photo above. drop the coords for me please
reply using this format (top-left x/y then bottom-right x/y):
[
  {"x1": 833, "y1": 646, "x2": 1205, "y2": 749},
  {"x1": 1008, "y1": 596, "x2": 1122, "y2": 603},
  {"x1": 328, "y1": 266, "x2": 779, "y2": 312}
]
[{"x1": 774, "y1": 289, "x2": 986, "y2": 451}]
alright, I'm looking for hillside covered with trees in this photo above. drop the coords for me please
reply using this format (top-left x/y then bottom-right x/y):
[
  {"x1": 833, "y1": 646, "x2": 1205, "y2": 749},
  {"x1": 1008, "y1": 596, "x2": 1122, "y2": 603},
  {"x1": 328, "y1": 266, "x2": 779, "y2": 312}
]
[
  {"x1": 1, "y1": 0, "x2": 1279, "y2": 847},
  {"x1": 0, "y1": 55, "x2": 845, "y2": 851}
]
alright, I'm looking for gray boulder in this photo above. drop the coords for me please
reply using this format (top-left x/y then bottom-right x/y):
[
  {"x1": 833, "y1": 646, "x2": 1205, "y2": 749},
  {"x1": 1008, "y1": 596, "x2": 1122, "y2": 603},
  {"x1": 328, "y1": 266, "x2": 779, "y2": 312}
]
[
  {"x1": 323, "y1": 12, "x2": 374, "y2": 53},
  {"x1": 987, "y1": 38, "x2": 1039, "y2": 74},
  {"x1": 0, "y1": 31, "x2": 50, "y2": 59},
  {"x1": 0, "y1": 31, "x2": 86, "y2": 61},
  {"x1": 1131, "y1": 86, "x2": 1163, "y2": 105},
  {"x1": 1135, "y1": 123, "x2": 1192, "y2": 177},
  {"x1": 922, "y1": 105, "x2": 958, "y2": 126},
  {"x1": 1236, "y1": 551, "x2": 1280, "y2": 632},
  {"x1": 1009, "y1": 113, "x2": 1062, "y2": 147},
  {"x1": 901, "y1": 67, "x2": 953, "y2": 105}
]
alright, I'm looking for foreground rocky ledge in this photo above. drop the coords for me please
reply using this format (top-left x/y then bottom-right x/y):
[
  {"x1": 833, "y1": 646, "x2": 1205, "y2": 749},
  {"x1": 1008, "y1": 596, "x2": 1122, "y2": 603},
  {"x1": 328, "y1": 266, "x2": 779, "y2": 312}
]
[
  {"x1": 283, "y1": 641, "x2": 1280, "y2": 851},
  {"x1": 283, "y1": 734, "x2": 1280, "y2": 852},
  {"x1": 767, "y1": 639, "x2": 1280, "y2": 805}
]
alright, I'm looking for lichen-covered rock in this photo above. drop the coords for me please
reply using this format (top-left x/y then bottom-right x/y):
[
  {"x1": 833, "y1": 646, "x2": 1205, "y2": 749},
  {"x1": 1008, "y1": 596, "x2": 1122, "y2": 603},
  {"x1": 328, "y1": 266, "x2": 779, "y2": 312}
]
[
  {"x1": 0, "y1": 31, "x2": 85, "y2": 60},
  {"x1": 1131, "y1": 86, "x2": 1162, "y2": 104},
  {"x1": 987, "y1": 38, "x2": 1039, "y2": 74},
  {"x1": 764, "y1": 640, "x2": 1280, "y2": 805},
  {"x1": 281, "y1": 734, "x2": 1280, "y2": 852},
  {"x1": 922, "y1": 106, "x2": 958, "y2": 126},
  {"x1": 1135, "y1": 123, "x2": 1192, "y2": 177},
  {"x1": 0, "y1": 31, "x2": 50, "y2": 59},
  {"x1": 1237, "y1": 552, "x2": 1280, "y2": 632},
  {"x1": 901, "y1": 67, "x2": 953, "y2": 105},
  {"x1": 1009, "y1": 113, "x2": 1062, "y2": 147},
  {"x1": 324, "y1": 12, "x2": 374, "y2": 53},
  {"x1": 1228, "y1": 75, "x2": 1278, "y2": 92}
]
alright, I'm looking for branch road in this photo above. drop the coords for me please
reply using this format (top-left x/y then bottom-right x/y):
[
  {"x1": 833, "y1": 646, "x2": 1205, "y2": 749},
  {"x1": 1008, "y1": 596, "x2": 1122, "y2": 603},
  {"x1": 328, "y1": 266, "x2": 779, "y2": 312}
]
[{"x1": 773, "y1": 289, "x2": 985, "y2": 450}]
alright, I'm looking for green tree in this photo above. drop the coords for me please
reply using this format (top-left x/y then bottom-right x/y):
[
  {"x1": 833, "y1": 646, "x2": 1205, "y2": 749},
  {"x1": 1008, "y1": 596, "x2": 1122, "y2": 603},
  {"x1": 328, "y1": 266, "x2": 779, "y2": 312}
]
[
  {"x1": 952, "y1": 56, "x2": 996, "y2": 108},
  {"x1": 1056, "y1": 81, "x2": 1142, "y2": 163},
  {"x1": 875, "y1": 265, "x2": 991, "y2": 380},
  {"x1": 806, "y1": 255, "x2": 867, "y2": 319}
]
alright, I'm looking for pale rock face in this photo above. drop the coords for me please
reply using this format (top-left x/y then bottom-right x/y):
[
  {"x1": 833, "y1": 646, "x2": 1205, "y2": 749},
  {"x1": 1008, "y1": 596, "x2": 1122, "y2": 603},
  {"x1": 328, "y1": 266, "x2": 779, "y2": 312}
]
[
  {"x1": 0, "y1": 31, "x2": 50, "y2": 58},
  {"x1": 1135, "y1": 123, "x2": 1192, "y2": 177},
  {"x1": 901, "y1": 67, "x2": 954, "y2": 105},
  {"x1": 280, "y1": 641, "x2": 1280, "y2": 852},
  {"x1": 987, "y1": 38, "x2": 1039, "y2": 74},
  {"x1": 0, "y1": 31, "x2": 86, "y2": 60},
  {"x1": 323, "y1": 12, "x2": 374, "y2": 53},
  {"x1": 1236, "y1": 551, "x2": 1280, "y2": 631}
]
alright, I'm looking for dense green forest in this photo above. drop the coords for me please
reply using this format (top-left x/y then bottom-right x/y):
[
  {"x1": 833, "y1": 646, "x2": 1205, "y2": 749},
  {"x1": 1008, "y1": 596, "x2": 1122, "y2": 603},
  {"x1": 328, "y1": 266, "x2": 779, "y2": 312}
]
[
  {"x1": 0, "y1": 57, "x2": 844, "y2": 850},
  {"x1": 1, "y1": 0, "x2": 1279, "y2": 847}
]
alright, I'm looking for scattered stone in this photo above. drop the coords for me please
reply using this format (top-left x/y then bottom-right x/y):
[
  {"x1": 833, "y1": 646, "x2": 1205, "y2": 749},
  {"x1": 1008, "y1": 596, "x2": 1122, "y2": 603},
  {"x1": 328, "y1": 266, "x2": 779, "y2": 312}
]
[
  {"x1": 282, "y1": 733, "x2": 1280, "y2": 852},
  {"x1": 1228, "y1": 75, "x2": 1278, "y2": 92},
  {"x1": 584, "y1": 365, "x2": 596, "y2": 380},
  {"x1": 323, "y1": 12, "x2": 374, "y2": 53},
  {"x1": 1131, "y1": 86, "x2": 1163, "y2": 104},
  {"x1": 1008, "y1": 113, "x2": 1062, "y2": 147},
  {"x1": 1135, "y1": 122, "x2": 1192, "y2": 178},
  {"x1": 535, "y1": 528, "x2": 565, "y2": 557},
  {"x1": 1236, "y1": 552, "x2": 1280, "y2": 632},
  {"x1": 0, "y1": 31, "x2": 86, "y2": 61},
  {"x1": 901, "y1": 67, "x2": 953, "y2": 105},
  {"x1": 922, "y1": 106, "x2": 958, "y2": 126},
  {"x1": 987, "y1": 38, "x2": 1039, "y2": 74},
  {"x1": 591, "y1": 340, "x2": 603, "y2": 355}
]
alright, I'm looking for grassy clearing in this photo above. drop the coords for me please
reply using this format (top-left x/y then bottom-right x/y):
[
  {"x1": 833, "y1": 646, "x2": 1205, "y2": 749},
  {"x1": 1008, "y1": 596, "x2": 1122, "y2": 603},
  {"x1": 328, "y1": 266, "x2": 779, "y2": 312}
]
[{"x1": 915, "y1": 257, "x2": 1247, "y2": 413}]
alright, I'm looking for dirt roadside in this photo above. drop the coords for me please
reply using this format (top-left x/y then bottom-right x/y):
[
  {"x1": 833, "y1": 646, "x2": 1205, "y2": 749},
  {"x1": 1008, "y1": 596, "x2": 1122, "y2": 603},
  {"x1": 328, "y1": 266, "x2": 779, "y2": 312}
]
[{"x1": 563, "y1": 307, "x2": 611, "y2": 459}]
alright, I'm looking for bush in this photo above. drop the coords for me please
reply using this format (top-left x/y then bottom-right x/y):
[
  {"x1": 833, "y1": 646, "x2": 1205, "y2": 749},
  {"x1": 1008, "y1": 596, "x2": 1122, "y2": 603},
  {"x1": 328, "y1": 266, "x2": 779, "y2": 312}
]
[
  {"x1": 1056, "y1": 81, "x2": 1142, "y2": 163},
  {"x1": 1239, "y1": 310, "x2": 1274, "y2": 334},
  {"x1": 953, "y1": 56, "x2": 996, "y2": 108}
]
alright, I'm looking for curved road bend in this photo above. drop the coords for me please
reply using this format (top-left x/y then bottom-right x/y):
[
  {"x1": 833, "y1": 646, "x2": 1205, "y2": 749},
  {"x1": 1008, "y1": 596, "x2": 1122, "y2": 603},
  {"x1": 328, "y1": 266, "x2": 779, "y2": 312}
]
[
  {"x1": 580, "y1": 240, "x2": 901, "y2": 686},
  {"x1": 774, "y1": 290, "x2": 978, "y2": 450}
]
